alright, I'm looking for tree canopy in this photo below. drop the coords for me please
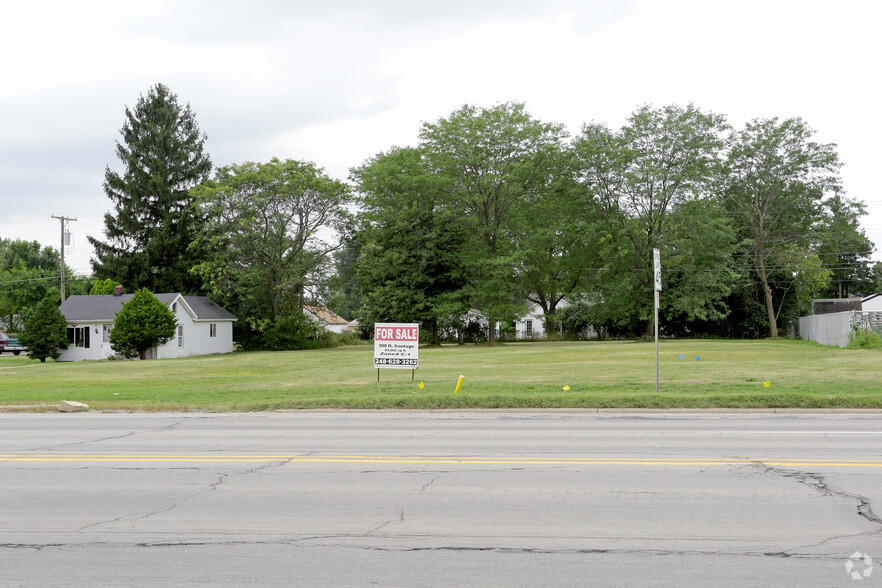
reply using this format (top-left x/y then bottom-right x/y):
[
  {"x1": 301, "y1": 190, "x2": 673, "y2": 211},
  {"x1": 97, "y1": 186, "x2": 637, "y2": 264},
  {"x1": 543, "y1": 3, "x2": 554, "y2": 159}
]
[
  {"x1": 62, "y1": 97, "x2": 875, "y2": 345},
  {"x1": 109, "y1": 289, "x2": 178, "y2": 359},
  {"x1": 190, "y1": 158, "x2": 351, "y2": 349},
  {"x1": 722, "y1": 117, "x2": 842, "y2": 337},
  {"x1": 19, "y1": 297, "x2": 68, "y2": 362},
  {"x1": 0, "y1": 239, "x2": 63, "y2": 333}
]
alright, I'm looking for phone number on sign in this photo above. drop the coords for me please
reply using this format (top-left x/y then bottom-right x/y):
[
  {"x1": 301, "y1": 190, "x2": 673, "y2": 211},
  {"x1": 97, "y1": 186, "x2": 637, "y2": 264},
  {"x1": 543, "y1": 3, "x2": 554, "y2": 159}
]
[{"x1": 374, "y1": 358, "x2": 418, "y2": 367}]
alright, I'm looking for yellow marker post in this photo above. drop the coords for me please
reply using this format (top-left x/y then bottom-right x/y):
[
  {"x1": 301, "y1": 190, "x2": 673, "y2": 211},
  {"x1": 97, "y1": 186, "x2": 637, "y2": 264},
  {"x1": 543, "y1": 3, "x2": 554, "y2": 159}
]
[
  {"x1": 563, "y1": 385, "x2": 570, "y2": 391},
  {"x1": 764, "y1": 381, "x2": 771, "y2": 388},
  {"x1": 454, "y1": 375, "x2": 465, "y2": 394},
  {"x1": 418, "y1": 382, "x2": 425, "y2": 389}
]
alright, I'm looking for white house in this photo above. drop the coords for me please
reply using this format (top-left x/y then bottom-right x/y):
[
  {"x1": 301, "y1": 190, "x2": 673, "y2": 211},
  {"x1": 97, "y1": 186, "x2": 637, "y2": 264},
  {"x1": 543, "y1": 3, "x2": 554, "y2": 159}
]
[
  {"x1": 303, "y1": 305, "x2": 351, "y2": 334},
  {"x1": 57, "y1": 293, "x2": 237, "y2": 361},
  {"x1": 492, "y1": 304, "x2": 551, "y2": 339}
]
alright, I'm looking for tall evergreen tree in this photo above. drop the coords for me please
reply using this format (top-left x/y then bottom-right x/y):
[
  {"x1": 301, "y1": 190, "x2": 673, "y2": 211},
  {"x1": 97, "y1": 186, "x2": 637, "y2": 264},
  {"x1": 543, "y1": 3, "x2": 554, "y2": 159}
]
[{"x1": 88, "y1": 83, "x2": 212, "y2": 293}]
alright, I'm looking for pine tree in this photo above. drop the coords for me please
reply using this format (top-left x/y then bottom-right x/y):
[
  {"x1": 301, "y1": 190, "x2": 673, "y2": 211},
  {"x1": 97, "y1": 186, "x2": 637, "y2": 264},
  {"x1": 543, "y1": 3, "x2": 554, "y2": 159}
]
[
  {"x1": 19, "y1": 298, "x2": 68, "y2": 363},
  {"x1": 88, "y1": 83, "x2": 212, "y2": 293}
]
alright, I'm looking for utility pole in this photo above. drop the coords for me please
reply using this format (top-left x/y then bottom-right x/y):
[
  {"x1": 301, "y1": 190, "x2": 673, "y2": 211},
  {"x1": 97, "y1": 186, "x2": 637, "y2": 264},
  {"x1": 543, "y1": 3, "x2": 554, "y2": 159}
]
[{"x1": 51, "y1": 215, "x2": 77, "y2": 302}]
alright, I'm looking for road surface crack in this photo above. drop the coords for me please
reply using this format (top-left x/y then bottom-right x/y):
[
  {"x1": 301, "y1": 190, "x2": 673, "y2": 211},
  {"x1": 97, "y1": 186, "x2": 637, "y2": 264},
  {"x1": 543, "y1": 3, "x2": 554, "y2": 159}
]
[{"x1": 756, "y1": 461, "x2": 882, "y2": 527}]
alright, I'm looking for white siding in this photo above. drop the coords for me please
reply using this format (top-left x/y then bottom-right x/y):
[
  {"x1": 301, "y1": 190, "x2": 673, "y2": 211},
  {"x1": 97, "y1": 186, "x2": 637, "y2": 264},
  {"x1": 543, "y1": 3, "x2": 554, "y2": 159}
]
[
  {"x1": 57, "y1": 295, "x2": 235, "y2": 361},
  {"x1": 56, "y1": 323, "x2": 108, "y2": 361},
  {"x1": 156, "y1": 299, "x2": 234, "y2": 358},
  {"x1": 863, "y1": 295, "x2": 882, "y2": 312}
]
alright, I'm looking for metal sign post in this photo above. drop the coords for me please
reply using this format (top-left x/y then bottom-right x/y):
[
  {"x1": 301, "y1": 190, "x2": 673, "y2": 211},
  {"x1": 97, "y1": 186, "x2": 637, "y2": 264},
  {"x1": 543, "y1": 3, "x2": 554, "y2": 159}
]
[{"x1": 653, "y1": 248, "x2": 661, "y2": 395}]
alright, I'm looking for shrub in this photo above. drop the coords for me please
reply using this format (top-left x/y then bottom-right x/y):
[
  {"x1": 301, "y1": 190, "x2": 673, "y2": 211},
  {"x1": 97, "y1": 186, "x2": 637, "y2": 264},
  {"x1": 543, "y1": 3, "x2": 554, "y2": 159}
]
[
  {"x1": 19, "y1": 298, "x2": 68, "y2": 362},
  {"x1": 846, "y1": 326, "x2": 882, "y2": 349},
  {"x1": 846, "y1": 328, "x2": 882, "y2": 349},
  {"x1": 110, "y1": 289, "x2": 177, "y2": 359},
  {"x1": 240, "y1": 313, "x2": 339, "y2": 351}
]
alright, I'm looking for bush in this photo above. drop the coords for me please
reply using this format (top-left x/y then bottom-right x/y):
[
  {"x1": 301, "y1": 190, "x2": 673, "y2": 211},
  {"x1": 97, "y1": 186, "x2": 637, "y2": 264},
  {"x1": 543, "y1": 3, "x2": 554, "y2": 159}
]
[
  {"x1": 110, "y1": 289, "x2": 177, "y2": 359},
  {"x1": 19, "y1": 298, "x2": 68, "y2": 362},
  {"x1": 846, "y1": 328, "x2": 882, "y2": 349},
  {"x1": 240, "y1": 313, "x2": 338, "y2": 351},
  {"x1": 332, "y1": 332, "x2": 364, "y2": 346}
]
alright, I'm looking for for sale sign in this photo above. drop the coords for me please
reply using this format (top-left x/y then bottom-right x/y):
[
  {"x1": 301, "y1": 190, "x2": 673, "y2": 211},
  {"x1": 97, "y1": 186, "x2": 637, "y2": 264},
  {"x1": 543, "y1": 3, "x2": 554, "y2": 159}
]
[{"x1": 374, "y1": 323, "x2": 419, "y2": 369}]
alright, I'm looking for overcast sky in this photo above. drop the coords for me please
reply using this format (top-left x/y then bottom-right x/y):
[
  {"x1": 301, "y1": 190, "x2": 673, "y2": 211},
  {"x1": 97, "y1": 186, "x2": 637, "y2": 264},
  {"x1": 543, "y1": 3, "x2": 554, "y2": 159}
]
[{"x1": 2, "y1": 0, "x2": 880, "y2": 275}]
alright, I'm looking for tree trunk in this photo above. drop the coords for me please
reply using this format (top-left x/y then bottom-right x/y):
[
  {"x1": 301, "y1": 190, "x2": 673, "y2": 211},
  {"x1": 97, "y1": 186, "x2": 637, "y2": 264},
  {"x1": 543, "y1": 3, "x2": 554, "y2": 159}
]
[
  {"x1": 757, "y1": 254, "x2": 778, "y2": 338},
  {"x1": 487, "y1": 316, "x2": 496, "y2": 344},
  {"x1": 544, "y1": 312, "x2": 557, "y2": 338}
]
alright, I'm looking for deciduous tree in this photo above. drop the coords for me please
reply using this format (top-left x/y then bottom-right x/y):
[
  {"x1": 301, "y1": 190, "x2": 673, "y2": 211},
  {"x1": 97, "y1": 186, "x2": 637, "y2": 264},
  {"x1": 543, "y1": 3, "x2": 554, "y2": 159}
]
[
  {"x1": 0, "y1": 239, "x2": 62, "y2": 332},
  {"x1": 190, "y1": 158, "x2": 350, "y2": 348},
  {"x1": 419, "y1": 102, "x2": 568, "y2": 342},
  {"x1": 723, "y1": 117, "x2": 841, "y2": 337},
  {"x1": 352, "y1": 146, "x2": 468, "y2": 344},
  {"x1": 573, "y1": 104, "x2": 732, "y2": 336}
]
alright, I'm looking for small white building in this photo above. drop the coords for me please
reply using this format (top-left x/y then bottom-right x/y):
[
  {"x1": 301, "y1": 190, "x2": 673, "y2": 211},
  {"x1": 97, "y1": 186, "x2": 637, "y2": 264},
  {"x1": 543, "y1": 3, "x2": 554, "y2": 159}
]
[
  {"x1": 57, "y1": 293, "x2": 237, "y2": 361},
  {"x1": 493, "y1": 304, "x2": 551, "y2": 339}
]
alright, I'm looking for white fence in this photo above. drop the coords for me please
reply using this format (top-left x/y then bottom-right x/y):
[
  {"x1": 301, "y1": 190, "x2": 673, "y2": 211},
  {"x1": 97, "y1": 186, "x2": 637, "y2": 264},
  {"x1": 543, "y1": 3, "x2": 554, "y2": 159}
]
[{"x1": 799, "y1": 311, "x2": 882, "y2": 347}]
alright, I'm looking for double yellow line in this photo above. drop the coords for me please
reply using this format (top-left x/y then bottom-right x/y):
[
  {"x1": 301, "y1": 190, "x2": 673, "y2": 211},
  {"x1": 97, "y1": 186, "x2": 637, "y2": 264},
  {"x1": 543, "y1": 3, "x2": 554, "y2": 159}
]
[{"x1": 2, "y1": 455, "x2": 882, "y2": 467}]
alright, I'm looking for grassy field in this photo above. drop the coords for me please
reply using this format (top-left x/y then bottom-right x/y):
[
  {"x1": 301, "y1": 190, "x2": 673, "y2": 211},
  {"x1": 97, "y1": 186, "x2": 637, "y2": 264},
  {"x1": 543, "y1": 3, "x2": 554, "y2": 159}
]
[{"x1": 1, "y1": 339, "x2": 881, "y2": 411}]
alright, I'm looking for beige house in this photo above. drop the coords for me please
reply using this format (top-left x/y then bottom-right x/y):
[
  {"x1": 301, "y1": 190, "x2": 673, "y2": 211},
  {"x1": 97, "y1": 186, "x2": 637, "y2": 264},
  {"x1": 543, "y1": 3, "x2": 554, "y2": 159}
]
[{"x1": 303, "y1": 305, "x2": 351, "y2": 334}]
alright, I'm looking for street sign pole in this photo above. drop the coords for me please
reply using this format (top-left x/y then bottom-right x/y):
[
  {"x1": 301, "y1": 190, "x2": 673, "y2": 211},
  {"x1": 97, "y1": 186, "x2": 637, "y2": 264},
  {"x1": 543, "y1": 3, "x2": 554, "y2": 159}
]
[{"x1": 653, "y1": 248, "x2": 661, "y2": 395}]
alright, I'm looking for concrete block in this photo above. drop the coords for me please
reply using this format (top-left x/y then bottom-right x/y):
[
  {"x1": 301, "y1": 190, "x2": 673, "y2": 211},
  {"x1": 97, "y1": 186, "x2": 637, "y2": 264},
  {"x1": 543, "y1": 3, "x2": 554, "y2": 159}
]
[{"x1": 59, "y1": 401, "x2": 89, "y2": 413}]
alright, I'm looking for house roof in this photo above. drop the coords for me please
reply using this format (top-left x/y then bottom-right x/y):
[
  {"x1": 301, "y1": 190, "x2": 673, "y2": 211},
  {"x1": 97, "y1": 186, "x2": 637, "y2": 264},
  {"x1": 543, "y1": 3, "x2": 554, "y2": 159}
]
[
  {"x1": 60, "y1": 294, "x2": 237, "y2": 322},
  {"x1": 303, "y1": 305, "x2": 348, "y2": 325}
]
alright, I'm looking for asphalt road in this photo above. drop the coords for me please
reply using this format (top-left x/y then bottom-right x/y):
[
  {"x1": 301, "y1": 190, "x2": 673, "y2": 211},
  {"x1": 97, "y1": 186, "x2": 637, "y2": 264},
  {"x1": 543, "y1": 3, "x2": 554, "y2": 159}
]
[{"x1": 1, "y1": 411, "x2": 881, "y2": 586}]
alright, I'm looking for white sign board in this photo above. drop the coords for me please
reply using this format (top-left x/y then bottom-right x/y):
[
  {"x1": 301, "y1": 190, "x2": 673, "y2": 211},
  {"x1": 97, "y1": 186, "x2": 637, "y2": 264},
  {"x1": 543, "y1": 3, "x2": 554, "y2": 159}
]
[
  {"x1": 653, "y1": 248, "x2": 662, "y2": 292},
  {"x1": 374, "y1": 323, "x2": 419, "y2": 369}
]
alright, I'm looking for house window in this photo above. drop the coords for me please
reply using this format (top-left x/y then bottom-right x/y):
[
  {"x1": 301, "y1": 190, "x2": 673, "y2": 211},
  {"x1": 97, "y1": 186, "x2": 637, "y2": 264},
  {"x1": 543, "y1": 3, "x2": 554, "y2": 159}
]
[
  {"x1": 103, "y1": 324, "x2": 112, "y2": 343},
  {"x1": 66, "y1": 326, "x2": 90, "y2": 348},
  {"x1": 210, "y1": 324, "x2": 217, "y2": 338},
  {"x1": 178, "y1": 325, "x2": 184, "y2": 347},
  {"x1": 172, "y1": 302, "x2": 177, "y2": 313},
  {"x1": 526, "y1": 320, "x2": 533, "y2": 337}
]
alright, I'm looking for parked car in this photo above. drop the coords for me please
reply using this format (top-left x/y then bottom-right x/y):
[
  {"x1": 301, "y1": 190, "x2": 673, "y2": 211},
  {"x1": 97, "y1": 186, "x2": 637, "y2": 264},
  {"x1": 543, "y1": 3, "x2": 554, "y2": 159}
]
[{"x1": 0, "y1": 332, "x2": 26, "y2": 355}]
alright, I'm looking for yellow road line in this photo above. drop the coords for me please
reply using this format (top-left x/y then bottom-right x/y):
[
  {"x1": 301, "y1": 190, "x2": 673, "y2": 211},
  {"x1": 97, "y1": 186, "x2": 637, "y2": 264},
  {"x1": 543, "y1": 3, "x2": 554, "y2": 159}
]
[{"x1": 1, "y1": 455, "x2": 881, "y2": 467}]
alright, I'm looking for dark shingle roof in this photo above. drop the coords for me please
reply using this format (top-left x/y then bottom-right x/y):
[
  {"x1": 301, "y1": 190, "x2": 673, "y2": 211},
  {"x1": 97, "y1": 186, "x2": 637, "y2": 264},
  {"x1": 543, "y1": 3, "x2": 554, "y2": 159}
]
[
  {"x1": 183, "y1": 296, "x2": 238, "y2": 321},
  {"x1": 60, "y1": 294, "x2": 237, "y2": 322}
]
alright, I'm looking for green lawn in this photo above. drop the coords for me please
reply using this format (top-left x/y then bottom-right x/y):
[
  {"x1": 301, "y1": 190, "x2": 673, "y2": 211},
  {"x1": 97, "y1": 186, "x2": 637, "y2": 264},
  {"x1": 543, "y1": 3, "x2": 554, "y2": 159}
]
[{"x1": 1, "y1": 340, "x2": 880, "y2": 411}]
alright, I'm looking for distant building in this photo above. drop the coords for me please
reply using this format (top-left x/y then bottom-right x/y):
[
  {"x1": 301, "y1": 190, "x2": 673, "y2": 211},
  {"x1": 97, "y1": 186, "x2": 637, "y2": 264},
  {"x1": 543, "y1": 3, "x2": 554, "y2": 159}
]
[{"x1": 303, "y1": 305, "x2": 351, "y2": 334}]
